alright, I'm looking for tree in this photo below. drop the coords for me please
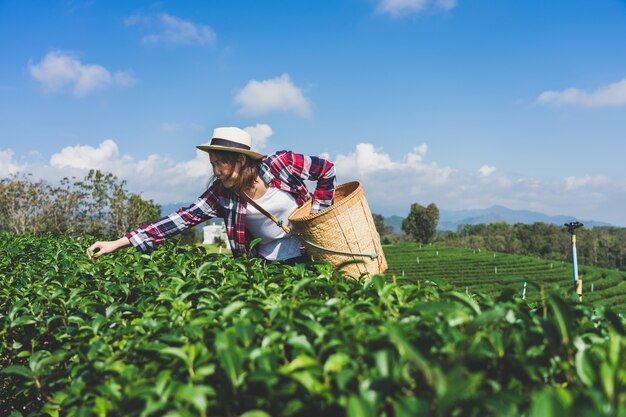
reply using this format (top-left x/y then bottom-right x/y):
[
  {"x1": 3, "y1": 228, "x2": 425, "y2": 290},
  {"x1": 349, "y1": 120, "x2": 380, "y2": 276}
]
[
  {"x1": 68, "y1": 170, "x2": 161, "y2": 237},
  {"x1": 46, "y1": 177, "x2": 83, "y2": 235},
  {"x1": 402, "y1": 202, "x2": 439, "y2": 244},
  {"x1": 372, "y1": 213, "x2": 394, "y2": 239},
  {"x1": 73, "y1": 170, "x2": 119, "y2": 235},
  {"x1": 122, "y1": 194, "x2": 161, "y2": 235},
  {"x1": 0, "y1": 174, "x2": 53, "y2": 235},
  {"x1": 0, "y1": 171, "x2": 161, "y2": 238},
  {"x1": 372, "y1": 213, "x2": 395, "y2": 244}
]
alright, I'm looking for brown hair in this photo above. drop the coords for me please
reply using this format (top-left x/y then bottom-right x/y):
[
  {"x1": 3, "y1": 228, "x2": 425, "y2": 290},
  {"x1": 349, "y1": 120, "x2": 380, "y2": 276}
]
[{"x1": 208, "y1": 150, "x2": 262, "y2": 193}]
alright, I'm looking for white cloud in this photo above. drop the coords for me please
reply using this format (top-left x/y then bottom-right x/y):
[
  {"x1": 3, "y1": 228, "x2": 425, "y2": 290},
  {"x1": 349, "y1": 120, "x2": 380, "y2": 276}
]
[
  {"x1": 414, "y1": 143, "x2": 428, "y2": 155},
  {"x1": 46, "y1": 139, "x2": 212, "y2": 202},
  {"x1": 131, "y1": 13, "x2": 216, "y2": 46},
  {"x1": 537, "y1": 77, "x2": 626, "y2": 108},
  {"x1": 564, "y1": 175, "x2": 609, "y2": 190},
  {"x1": 235, "y1": 74, "x2": 312, "y2": 117},
  {"x1": 174, "y1": 150, "x2": 213, "y2": 180},
  {"x1": 6, "y1": 140, "x2": 626, "y2": 226},
  {"x1": 327, "y1": 143, "x2": 626, "y2": 224},
  {"x1": 334, "y1": 142, "x2": 451, "y2": 182},
  {"x1": 0, "y1": 149, "x2": 23, "y2": 177},
  {"x1": 244, "y1": 123, "x2": 274, "y2": 151},
  {"x1": 405, "y1": 144, "x2": 428, "y2": 163},
  {"x1": 335, "y1": 143, "x2": 395, "y2": 175},
  {"x1": 479, "y1": 165, "x2": 496, "y2": 177},
  {"x1": 50, "y1": 140, "x2": 122, "y2": 169},
  {"x1": 377, "y1": 0, "x2": 457, "y2": 17},
  {"x1": 28, "y1": 51, "x2": 136, "y2": 96},
  {"x1": 113, "y1": 71, "x2": 137, "y2": 87}
]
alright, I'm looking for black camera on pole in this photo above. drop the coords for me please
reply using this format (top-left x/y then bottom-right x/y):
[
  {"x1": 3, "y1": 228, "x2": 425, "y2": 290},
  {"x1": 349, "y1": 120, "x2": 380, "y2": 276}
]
[{"x1": 564, "y1": 221, "x2": 583, "y2": 235}]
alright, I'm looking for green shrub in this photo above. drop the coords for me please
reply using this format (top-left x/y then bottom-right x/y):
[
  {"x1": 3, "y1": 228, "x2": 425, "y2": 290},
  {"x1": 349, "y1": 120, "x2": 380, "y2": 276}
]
[{"x1": 1, "y1": 233, "x2": 625, "y2": 416}]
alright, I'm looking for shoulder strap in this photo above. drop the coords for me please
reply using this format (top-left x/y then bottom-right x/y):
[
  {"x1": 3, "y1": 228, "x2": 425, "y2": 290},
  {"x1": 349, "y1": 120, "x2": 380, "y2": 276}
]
[{"x1": 238, "y1": 190, "x2": 292, "y2": 234}]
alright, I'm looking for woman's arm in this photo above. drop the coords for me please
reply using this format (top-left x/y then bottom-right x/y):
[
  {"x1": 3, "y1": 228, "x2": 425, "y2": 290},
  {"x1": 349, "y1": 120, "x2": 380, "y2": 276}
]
[
  {"x1": 125, "y1": 191, "x2": 221, "y2": 254},
  {"x1": 87, "y1": 187, "x2": 222, "y2": 257},
  {"x1": 261, "y1": 150, "x2": 336, "y2": 213},
  {"x1": 87, "y1": 236, "x2": 130, "y2": 258},
  {"x1": 287, "y1": 152, "x2": 336, "y2": 212}
]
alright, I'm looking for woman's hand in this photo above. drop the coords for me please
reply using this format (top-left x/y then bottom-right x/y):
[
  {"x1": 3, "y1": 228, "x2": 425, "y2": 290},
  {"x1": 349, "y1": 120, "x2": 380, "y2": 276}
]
[{"x1": 87, "y1": 237, "x2": 131, "y2": 259}]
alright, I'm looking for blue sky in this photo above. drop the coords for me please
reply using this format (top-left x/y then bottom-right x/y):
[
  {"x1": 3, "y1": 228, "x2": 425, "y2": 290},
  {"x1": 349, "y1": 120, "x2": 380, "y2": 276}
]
[{"x1": 2, "y1": 0, "x2": 626, "y2": 225}]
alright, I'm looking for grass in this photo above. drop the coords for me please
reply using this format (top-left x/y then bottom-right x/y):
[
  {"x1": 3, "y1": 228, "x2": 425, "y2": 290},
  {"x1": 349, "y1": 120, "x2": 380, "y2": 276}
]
[{"x1": 196, "y1": 243, "x2": 232, "y2": 255}]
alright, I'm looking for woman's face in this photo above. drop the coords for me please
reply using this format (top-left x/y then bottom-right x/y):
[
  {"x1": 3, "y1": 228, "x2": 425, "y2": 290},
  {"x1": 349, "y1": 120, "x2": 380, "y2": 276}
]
[{"x1": 209, "y1": 153, "x2": 241, "y2": 189}]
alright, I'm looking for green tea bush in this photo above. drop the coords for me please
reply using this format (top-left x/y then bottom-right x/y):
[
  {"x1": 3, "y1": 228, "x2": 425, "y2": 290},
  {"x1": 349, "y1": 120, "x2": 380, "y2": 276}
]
[
  {"x1": 1, "y1": 233, "x2": 625, "y2": 416},
  {"x1": 385, "y1": 243, "x2": 626, "y2": 313}
]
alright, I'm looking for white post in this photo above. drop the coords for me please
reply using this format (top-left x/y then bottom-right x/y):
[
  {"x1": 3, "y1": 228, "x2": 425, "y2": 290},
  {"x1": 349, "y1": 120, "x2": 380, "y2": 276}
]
[{"x1": 522, "y1": 281, "x2": 527, "y2": 300}]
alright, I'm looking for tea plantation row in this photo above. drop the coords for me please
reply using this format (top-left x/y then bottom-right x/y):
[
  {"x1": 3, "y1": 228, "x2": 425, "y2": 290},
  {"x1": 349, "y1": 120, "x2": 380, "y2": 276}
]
[
  {"x1": 1, "y1": 233, "x2": 626, "y2": 416},
  {"x1": 384, "y1": 243, "x2": 626, "y2": 313}
]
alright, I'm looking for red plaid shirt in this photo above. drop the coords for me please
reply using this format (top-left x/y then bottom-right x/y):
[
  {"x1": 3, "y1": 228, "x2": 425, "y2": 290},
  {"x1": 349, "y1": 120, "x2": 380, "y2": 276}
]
[{"x1": 126, "y1": 150, "x2": 336, "y2": 257}]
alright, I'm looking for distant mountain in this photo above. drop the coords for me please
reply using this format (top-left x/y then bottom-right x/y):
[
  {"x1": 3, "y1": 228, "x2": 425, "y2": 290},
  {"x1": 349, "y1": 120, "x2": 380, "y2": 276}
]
[
  {"x1": 162, "y1": 202, "x2": 612, "y2": 234},
  {"x1": 384, "y1": 215, "x2": 405, "y2": 234},
  {"x1": 383, "y1": 205, "x2": 612, "y2": 233}
]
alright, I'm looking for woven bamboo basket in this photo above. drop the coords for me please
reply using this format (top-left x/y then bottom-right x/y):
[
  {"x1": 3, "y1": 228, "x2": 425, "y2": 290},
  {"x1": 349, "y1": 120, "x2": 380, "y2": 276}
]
[{"x1": 288, "y1": 181, "x2": 388, "y2": 277}]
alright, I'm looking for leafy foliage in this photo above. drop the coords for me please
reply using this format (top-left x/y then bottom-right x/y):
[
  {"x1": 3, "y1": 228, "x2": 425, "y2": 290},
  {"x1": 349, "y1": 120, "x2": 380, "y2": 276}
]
[
  {"x1": 372, "y1": 214, "x2": 394, "y2": 244},
  {"x1": 385, "y1": 243, "x2": 626, "y2": 313},
  {"x1": 402, "y1": 203, "x2": 439, "y2": 244},
  {"x1": 0, "y1": 170, "x2": 160, "y2": 238},
  {"x1": 1, "y1": 233, "x2": 626, "y2": 416},
  {"x1": 439, "y1": 222, "x2": 626, "y2": 271}
]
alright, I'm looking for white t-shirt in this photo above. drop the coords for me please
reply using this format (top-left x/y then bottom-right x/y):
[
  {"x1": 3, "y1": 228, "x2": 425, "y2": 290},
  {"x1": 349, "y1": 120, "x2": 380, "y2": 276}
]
[{"x1": 245, "y1": 187, "x2": 302, "y2": 261}]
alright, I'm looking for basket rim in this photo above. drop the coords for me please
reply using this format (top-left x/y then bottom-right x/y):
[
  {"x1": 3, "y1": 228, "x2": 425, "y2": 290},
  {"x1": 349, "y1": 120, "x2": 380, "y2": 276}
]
[{"x1": 289, "y1": 181, "x2": 362, "y2": 223}]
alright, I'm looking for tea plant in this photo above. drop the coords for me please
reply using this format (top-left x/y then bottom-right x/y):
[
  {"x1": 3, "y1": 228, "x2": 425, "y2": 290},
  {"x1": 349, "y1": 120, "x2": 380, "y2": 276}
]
[
  {"x1": 1, "y1": 233, "x2": 625, "y2": 416},
  {"x1": 385, "y1": 243, "x2": 626, "y2": 313}
]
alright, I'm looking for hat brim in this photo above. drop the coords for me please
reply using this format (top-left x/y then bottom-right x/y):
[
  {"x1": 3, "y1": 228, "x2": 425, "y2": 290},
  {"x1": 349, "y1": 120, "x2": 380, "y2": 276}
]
[{"x1": 196, "y1": 145, "x2": 264, "y2": 160}]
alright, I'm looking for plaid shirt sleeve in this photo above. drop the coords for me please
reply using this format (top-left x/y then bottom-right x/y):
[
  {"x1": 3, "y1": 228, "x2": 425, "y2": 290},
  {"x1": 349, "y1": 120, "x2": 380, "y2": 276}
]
[
  {"x1": 265, "y1": 151, "x2": 336, "y2": 213},
  {"x1": 125, "y1": 186, "x2": 221, "y2": 254}
]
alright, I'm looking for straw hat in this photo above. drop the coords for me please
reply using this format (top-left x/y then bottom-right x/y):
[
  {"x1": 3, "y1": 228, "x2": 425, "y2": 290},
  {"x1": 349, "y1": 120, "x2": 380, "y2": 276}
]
[{"x1": 196, "y1": 127, "x2": 264, "y2": 159}]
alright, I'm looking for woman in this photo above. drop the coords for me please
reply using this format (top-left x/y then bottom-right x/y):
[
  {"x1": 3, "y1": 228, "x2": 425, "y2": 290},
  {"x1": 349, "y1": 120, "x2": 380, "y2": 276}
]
[{"x1": 88, "y1": 127, "x2": 336, "y2": 265}]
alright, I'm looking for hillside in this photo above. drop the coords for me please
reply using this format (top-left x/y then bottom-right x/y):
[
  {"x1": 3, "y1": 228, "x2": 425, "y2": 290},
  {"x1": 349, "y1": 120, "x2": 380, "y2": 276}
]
[
  {"x1": 437, "y1": 205, "x2": 612, "y2": 231},
  {"x1": 383, "y1": 243, "x2": 626, "y2": 313},
  {"x1": 163, "y1": 203, "x2": 612, "y2": 233},
  {"x1": 383, "y1": 206, "x2": 613, "y2": 233}
]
